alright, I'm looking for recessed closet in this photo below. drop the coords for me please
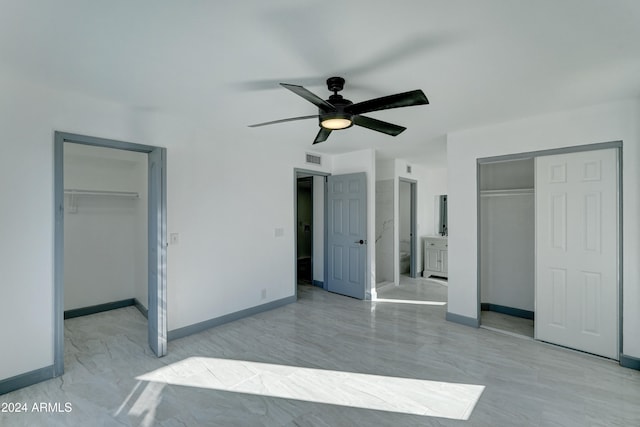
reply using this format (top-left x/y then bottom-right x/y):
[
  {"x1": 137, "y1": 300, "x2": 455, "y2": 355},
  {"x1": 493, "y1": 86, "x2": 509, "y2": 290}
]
[
  {"x1": 479, "y1": 145, "x2": 620, "y2": 360},
  {"x1": 63, "y1": 143, "x2": 148, "y2": 318},
  {"x1": 479, "y1": 158, "x2": 535, "y2": 336}
]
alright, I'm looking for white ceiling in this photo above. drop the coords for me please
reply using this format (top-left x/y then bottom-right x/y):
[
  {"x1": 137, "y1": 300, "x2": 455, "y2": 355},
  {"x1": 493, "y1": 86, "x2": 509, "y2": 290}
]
[{"x1": 2, "y1": 0, "x2": 639, "y2": 166}]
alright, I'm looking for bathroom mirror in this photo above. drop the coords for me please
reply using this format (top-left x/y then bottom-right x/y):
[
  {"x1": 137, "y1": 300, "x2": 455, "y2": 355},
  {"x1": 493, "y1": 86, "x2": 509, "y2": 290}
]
[{"x1": 438, "y1": 194, "x2": 448, "y2": 236}]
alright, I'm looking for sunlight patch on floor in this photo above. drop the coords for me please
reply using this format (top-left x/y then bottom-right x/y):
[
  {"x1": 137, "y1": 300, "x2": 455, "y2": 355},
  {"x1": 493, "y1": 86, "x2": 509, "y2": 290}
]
[
  {"x1": 374, "y1": 298, "x2": 447, "y2": 306},
  {"x1": 136, "y1": 357, "x2": 484, "y2": 420}
]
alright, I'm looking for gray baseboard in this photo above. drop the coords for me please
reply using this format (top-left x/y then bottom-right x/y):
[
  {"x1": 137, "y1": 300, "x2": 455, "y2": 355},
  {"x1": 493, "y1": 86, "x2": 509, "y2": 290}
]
[
  {"x1": 620, "y1": 354, "x2": 640, "y2": 371},
  {"x1": 134, "y1": 298, "x2": 148, "y2": 319},
  {"x1": 481, "y1": 303, "x2": 534, "y2": 320},
  {"x1": 64, "y1": 298, "x2": 136, "y2": 319},
  {"x1": 312, "y1": 280, "x2": 324, "y2": 288},
  {"x1": 0, "y1": 365, "x2": 54, "y2": 396},
  {"x1": 4, "y1": 296, "x2": 295, "y2": 394},
  {"x1": 446, "y1": 311, "x2": 480, "y2": 328},
  {"x1": 168, "y1": 295, "x2": 297, "y2": 341}
]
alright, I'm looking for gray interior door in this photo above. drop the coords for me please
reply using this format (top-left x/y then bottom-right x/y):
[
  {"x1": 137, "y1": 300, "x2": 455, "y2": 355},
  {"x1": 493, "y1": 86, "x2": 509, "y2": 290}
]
[
  {"x1": 148, "y1": 147, "x2": 167, "y2": 357},
  {"x1": 327, "y1": 172, "x2": 367, "y2": 299}
]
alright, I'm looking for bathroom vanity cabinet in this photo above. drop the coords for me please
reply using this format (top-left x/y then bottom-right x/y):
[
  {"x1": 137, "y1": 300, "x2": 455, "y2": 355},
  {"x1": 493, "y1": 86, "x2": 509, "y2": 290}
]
[{"x1": 423, "y1": 237, "x2": 448, "y2": 279}]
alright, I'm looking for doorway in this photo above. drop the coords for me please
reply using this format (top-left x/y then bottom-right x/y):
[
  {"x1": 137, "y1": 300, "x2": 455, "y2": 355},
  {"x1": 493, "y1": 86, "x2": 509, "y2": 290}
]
[
  {"x1": 477, "y1": 142, "x2": 622, "y2": 360},
  {"x1": 294, "y1": 169, "x2": 368, "y2": 300},
  {"x1": 296, "y1": 176, "x2": 314, "y2": 286},
  {"x1": 54, "y1": 132, "x2": 167, "y2": 377},
  {"x1": 294, "y1": 169, "x2": 328, "y2": 292},
  {"x1": 62, "y1": 143, "x2": 149, "y2": 319},
  {"x1": 398, "y1": 178, "x2": 417, "y2": 280}
]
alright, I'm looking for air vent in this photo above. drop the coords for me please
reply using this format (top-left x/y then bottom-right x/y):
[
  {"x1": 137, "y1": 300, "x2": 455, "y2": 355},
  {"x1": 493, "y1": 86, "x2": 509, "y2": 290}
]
[
  {"x1": 406, "y1": 164, "x2": 412, "y2": 174},
  {"x1": 306, "y1": 153, "x2": 322, "y2": 166}
]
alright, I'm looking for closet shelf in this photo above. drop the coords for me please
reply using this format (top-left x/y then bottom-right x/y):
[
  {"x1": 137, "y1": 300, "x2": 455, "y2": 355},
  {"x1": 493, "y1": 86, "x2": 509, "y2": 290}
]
[
  {"x1": 480, "y1": 188, "x2": 534, "y2": 197},
  {"x1": 64, "y1": 189, "x2": 139, "y2": 198},
  {"x1": 64, "y1": 189, "x2": 139, "y2": 214}
]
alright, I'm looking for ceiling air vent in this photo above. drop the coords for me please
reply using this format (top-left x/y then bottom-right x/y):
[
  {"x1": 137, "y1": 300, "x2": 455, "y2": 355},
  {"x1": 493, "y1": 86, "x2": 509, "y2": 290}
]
[{"x1": 306, "y1": 153, "x2": 322, "y2": 166}]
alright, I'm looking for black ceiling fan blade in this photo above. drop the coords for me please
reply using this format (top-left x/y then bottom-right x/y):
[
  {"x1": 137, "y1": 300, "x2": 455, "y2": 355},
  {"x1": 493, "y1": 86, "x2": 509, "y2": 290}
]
[
  {"x1": 313, "y1": 127, "x2": 332, "y2": 144},
  {"x1": 345, "y1": 90, "x2": 428, "y2": 115},
  {"x1": 352, "y1": 115, "x2": 406, "y2": 136},
  {"x1": 248, "y1": 115, "x2": 318, "y2": 128},
  {"x1": 281, "y1": 83, "x2": 336, "y2": 111}
]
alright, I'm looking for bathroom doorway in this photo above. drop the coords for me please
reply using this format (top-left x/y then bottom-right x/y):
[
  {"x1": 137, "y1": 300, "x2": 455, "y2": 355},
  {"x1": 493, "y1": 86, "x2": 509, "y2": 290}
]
[{"x1": 398, "y1": 178, "x2": 417, "y2": 280}]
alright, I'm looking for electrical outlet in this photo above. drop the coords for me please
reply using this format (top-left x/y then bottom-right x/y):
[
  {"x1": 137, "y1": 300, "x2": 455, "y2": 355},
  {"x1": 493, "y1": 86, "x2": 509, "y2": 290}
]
[{"x1": 261, "y1": 288, "x2": 267, "y2": 300}]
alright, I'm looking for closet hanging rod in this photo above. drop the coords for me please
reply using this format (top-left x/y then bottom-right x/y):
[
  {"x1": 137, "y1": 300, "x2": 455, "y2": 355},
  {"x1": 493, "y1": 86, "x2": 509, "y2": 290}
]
[
  {"x1": 480, "y1": 188, "x2": 534, "y2": 197},
  {"x1": 64, "y1": 189, "x2": 139, "y2": 198}
]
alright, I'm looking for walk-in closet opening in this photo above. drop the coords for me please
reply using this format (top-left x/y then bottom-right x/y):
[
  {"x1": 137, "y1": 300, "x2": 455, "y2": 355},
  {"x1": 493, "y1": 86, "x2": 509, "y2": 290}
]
[
  {"x1": 62, "y1": 143, "x2": 149, "y2": 360},
  {"x1": 54, "y1": 132, "x2": 167, "y2": 377},
  {"x1": 63, "y1": 143, "x2": 149, "y2": 319}
]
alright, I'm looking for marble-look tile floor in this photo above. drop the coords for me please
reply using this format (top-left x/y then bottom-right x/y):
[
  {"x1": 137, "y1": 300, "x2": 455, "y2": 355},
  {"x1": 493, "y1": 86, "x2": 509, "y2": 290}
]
[
  {"x1": 376, "y1": 275, "x2": 448, "y2": 303},
  {"x1": 480, "y1": 311, "x2": 535, "y2": 338},
  {"x1": 1, "y1": 285, "x2": 639, "y2": 426}
]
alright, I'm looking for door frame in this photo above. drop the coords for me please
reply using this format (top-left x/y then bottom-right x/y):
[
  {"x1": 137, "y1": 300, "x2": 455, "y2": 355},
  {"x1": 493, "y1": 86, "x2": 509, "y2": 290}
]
[
  {"x1": 476, "y1": 140, "x2": 623, "y2": 358},
  {"x1": 293, "y1": 168, "x2": 330, "y2": 298},
  {"x1": 398, "y1": 178, "x2": 418, "y2": 279},
  {"x1": 53, "y1": 131, "x2": 168, "y2": 376}
]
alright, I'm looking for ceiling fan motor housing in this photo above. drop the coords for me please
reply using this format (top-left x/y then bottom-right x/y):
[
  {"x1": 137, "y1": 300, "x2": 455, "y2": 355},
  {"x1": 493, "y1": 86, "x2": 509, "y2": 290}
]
[
  {"x1": 321, "y1": 77, "x2": 353, "y2": 129},
  {"x1": 319, "y1": 92, "x2": 354, "y2": 129}
]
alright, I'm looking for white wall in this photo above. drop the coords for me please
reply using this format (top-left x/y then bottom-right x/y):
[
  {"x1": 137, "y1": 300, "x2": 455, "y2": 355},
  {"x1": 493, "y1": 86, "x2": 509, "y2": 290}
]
[
  {"x1": 399, "y1": 181, "x2": 411, "y2": 249},
  {"x1": 0, "y1": 72, "x2": 333, "y2": 382},
  {"x1": 375, "y1": 179, "x2": 394, "y2": 284},
  {"x1": 480, "y1": 193, "x2": 534, "y2": 311},
  {"x1": 375, "y1": 157, "x2": 394, "y2": 286},
  {"x1": 332, "y1": 149, "x2": 376, "y2": 298},
  {"x1": 398, "y1": 181, "x2": 411, "y2": 274},
  {"x1": 447, "y1": 98, "x2": 640, "y2": 358},
  {"x1": 164, "y1": 135, "x2": 332, "y2": 333},
  {"x1": 376, "y1": 158, "x2": 395, "y2": 181},
  {"x1": 63, "y1": 143, "x2": 148, "y2": 311},
  {"x1": 423, "y1": 167, "x2": 448, "y2": 237}
]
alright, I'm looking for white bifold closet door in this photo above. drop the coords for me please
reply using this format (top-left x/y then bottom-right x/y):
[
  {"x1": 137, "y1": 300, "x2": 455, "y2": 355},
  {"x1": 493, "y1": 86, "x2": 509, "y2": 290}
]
[{"x1": 535, "y1": 148, "x2": 618, "y2": 359}]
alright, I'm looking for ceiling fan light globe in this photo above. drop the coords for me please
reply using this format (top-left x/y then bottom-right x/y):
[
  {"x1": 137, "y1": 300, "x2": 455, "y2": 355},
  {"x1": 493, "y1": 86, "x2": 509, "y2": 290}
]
[{"x1": 321, "y1": 118, "x2": 352, "y2": 130}]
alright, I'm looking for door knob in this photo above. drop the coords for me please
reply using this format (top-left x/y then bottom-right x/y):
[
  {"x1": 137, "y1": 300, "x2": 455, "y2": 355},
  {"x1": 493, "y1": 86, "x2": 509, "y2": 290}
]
[{"x1": 355, "y1": 239, "x2": 365, "y2": 245}]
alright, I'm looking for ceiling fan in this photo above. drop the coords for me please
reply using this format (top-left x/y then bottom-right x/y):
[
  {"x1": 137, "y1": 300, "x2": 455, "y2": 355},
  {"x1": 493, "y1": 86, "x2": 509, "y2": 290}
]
[{"x1": 248, "y1": 77, "x2": 429, "y2": 144}]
